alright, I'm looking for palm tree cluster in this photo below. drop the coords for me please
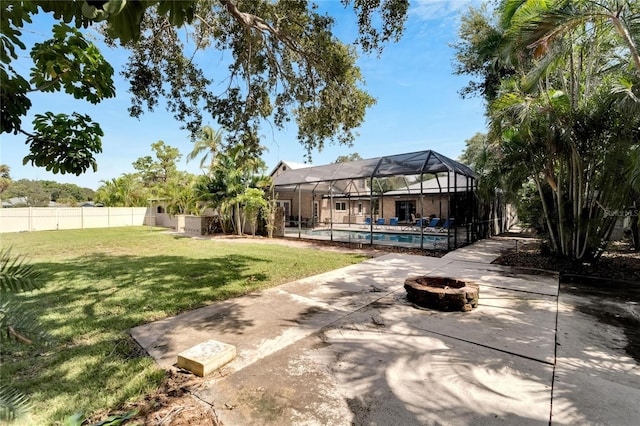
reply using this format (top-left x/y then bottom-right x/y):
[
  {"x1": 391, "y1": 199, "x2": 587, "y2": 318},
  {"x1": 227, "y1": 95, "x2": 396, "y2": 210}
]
[
  {"x1": 95, "y1": 140, "x2": 200, "y2": 213},
  {"x1": 193, "y1": 143, "x2": 272, "y2": 236},
  {"x1": 455, "y1": 0, "x2": 640, "y2": 261},
  {"x1": 92, "y1": 126, "x2": 275, "y2": 236}
]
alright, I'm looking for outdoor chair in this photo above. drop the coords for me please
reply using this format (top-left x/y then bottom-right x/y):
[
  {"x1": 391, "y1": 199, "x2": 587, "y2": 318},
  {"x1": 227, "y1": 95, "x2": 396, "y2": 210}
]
[
  {"x1": 412, "y1": 217, "x2": 429, "y2": 229},
  {"x1": 374, "y1": 218, "x2": 386, "y2": 229},
  {"x1": 437, "y1": 218, "x2": 454, "y2": 232},
  {"x1": 387, "y1": 217, "x2": 399, "y2": 229},
  {"x1": 426, "y1": 218, "x2": 454, "y2": 233},
  {"x1": 361, "y1": 217, "x2": 372, "y2": 228},
  {"x1": 423, "y1": 217, "x2": 441, "y2": 232}
]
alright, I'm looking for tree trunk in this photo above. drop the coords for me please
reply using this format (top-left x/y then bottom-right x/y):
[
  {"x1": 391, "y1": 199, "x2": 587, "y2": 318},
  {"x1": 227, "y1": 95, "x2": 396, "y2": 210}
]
[
  {"x1": 533, "y1": 173, "x2": 559, "y2": 252},
  {"x1": 235, "y1": 202, "x2": 243, "y2": 236}
]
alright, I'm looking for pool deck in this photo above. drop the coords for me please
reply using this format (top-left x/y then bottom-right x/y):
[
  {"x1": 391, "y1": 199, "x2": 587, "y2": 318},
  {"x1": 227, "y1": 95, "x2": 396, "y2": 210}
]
[{"x1": 283, "y1": 223, "x2": 464, "y2": 249}]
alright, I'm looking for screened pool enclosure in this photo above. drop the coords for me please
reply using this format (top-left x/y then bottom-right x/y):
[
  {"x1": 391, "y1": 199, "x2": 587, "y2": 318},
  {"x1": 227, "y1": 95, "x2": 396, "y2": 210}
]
[{"x1": 272, "y1": 150, "x2": 479, "y2": 251}]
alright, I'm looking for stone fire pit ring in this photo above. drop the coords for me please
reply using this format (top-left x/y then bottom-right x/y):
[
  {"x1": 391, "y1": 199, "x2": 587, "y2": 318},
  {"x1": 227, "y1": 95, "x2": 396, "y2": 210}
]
[{"x1": 404, "y1": 276, "x2": 479, "y2": 312}]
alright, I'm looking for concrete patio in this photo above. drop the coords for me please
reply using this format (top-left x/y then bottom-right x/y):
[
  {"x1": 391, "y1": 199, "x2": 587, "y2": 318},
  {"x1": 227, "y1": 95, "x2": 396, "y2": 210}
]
[{"x1": 130, "y1": 237, "x2": 640, "y2": 425}]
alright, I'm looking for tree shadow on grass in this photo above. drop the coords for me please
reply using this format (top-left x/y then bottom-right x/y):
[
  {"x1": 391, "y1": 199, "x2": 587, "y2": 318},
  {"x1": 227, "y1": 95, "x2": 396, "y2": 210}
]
[
  {"x1": 18, "y1": 252, "x2": 271, "y2": 335},
  {"x1": 5, "y1": 252, "x2": 274, "y2": 422}
]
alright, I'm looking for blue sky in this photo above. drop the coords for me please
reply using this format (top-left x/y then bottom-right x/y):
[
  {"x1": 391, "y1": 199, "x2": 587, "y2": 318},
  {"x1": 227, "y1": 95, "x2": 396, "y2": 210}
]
[{"x1": 1, "y1": 0, "x2": 485, "y2": 191}]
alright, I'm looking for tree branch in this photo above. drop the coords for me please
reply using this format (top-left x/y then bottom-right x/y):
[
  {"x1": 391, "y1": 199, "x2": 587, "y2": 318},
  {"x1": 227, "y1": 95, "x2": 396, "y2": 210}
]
[
  {"x1": 18, "y1": 128, "x2": 35, "y2": 139},
  {"x1": 28, "y1": 75, "x2": 63, "y2": 94},
  {"x1": 218, "y1": 0, "x2": 310, "y2": 62},
  {"x1": 8, "y1": 326, "x2": 33, "y2": 345}
]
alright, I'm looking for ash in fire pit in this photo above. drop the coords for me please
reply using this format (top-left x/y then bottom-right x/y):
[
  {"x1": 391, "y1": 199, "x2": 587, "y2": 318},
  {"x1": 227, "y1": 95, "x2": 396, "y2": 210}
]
[{"x1": 404, "y1": 276, "x2": 479, "y2": 312}]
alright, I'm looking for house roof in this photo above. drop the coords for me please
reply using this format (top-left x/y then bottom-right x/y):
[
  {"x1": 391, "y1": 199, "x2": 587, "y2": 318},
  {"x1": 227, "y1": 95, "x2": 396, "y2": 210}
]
[
  {"x1": 269, "y1": 160, "x2": 309, "y2": 177},
  {"x1": 273, "y1": 150, "x2": 476, "y2": 191}
]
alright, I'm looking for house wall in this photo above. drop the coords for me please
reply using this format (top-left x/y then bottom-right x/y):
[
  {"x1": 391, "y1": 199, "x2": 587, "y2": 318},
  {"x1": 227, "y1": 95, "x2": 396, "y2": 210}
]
[
  {"x1": 321, "y1": 198, "x2": 370, "y2": 224},
  {"x1": 377, "y1": 194, "x2": 450, "y2": 224},
  {"x1": 273, "y1": 188, "x2": 460, "y2": 227},
  {"x1": 154, "y1": 212, "x2": 177, "y2": 228},
  {"x1": 276, "y1": 190, "x2": 313, "y2": 219},
  {"x1": 275, "y1": 190, "x2": 374, "y2": 226}
]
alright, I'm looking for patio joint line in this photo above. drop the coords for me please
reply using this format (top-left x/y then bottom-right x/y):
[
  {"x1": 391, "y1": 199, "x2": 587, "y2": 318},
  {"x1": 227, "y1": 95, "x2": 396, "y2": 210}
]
[
  {"x1": 479, "y1": 285, "x2": 557, "y2": 297},
  {"x1": 316, "y1": 288, "x2": 405, "y2": 329},
  {"x1": 548, "y1": 278, "x2": 561, "y2": 425},
  {"x1": 407, "y1": 323, "x2": 555, "y2": 367}
]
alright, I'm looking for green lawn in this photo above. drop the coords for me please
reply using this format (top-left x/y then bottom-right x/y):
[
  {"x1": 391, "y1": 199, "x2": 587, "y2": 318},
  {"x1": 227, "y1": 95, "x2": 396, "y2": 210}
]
[{"x1": 1, "y1": 227, "x2": 366, "y2": 424}]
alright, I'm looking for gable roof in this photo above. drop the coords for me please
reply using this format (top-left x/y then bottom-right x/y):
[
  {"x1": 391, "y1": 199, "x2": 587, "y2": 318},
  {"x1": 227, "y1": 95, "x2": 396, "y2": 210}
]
[{"x1": 269, "y1": 160, "x2": 309, "y2": 177}]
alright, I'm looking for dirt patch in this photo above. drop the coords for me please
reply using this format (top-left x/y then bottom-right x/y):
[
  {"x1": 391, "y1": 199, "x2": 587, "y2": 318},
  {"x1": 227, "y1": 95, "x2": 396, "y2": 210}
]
[{"x1": 89, "y1": 370, "x2": 219, "y2": 426}]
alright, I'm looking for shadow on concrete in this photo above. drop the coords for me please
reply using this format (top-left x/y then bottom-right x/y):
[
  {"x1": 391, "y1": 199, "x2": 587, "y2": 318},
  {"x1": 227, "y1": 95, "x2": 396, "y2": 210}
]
[{"x1": 561, "y1": 277, "x2": 640, "y2": 363}]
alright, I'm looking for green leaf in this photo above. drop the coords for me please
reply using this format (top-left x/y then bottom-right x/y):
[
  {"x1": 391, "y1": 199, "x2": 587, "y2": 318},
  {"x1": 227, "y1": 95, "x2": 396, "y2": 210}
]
[
  {"x1": 0, "y1": 248, "x2": 42, "y2": 296},
  {"x1": 24, "y1": 112, "x2": 103, "y2": 175},
  {"x1": 29, "y1": 23, "x2": 115, "y2": 103},
  {"x1": 92, "y1": 409, "x2": 138, "y2": 426},
  {"x1": 0, "y1": 384, "x2": 32, "y2": 422},
  {"x1": 64, "y1": 412, "x2": 85, "y2": 426}
]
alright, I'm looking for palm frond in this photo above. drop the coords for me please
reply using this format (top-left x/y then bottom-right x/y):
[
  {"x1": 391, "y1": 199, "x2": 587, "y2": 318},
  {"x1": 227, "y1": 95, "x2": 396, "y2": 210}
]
[
  {"x1": 0, "y1": 248, "x2": 42, "y2": 296},
  {"x1": 521, "y1": 50, "x2": 557, "y2": 92},
  {"x1": 611, "y1": 76, "x2": 640, "y2": 113},
  {"x1": 0, "y1": 298, "x2": 51, "y2": 345},
  {"x1": 0, "y1": 384, "x2": 32, "y2": 422}
]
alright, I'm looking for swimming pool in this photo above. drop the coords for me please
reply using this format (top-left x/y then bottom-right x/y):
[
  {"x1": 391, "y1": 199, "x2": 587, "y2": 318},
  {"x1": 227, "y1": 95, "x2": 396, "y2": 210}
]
[{"x1": 295, "y1": 229, "x2": 450, "y2": 248}]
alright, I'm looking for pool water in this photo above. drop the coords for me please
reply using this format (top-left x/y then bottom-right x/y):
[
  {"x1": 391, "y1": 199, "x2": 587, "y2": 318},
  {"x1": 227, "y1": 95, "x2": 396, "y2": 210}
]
[{"x1": 300, "y1": 229, "x2": 449, "y2": 247}]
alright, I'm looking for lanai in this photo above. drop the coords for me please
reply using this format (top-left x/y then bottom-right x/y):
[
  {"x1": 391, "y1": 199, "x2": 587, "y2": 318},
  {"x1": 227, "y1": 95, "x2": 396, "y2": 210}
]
[{"x1": 272, "y1": 150, "x2": 479, "y2": 251}]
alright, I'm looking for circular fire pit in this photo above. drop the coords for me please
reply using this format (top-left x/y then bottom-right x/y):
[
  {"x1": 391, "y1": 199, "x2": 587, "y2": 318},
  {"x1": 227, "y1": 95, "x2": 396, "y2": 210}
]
[{"x1": 404, "y1": 276, "x2": 479, "y2": 312}]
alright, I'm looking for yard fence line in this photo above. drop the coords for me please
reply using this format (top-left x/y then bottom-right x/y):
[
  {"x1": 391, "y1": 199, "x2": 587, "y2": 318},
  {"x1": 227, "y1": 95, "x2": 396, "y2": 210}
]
[{"x1": 0, "y1": 207, "x2": 150, "y2": 233}]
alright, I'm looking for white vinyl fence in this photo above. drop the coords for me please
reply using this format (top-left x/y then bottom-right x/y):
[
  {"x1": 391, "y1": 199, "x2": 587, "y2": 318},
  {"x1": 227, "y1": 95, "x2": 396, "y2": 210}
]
[{"x1": 0, "y1": 207, "x2": 150, "y2": 233}]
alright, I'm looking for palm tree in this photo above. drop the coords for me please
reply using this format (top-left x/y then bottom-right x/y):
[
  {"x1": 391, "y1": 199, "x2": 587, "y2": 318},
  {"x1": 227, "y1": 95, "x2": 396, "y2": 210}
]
[
  {"x1": 489, "y1": 0, "x2": 640, "y2": 260},
  {"x1": 95, "y1": 176, "x2": 149, "y2": 207},
  {"x1": 200, "y1": 144, "x2": 269, "y2": 235},
  {"x1": 187, "y1": 126, "x2": 223, "y2": 175},
  {"x1": 503, "y1": 0, "x2": 640, "y2": 73},
  {"x1": 450, "y1": 0, "x2": 640, "y2": 260}
]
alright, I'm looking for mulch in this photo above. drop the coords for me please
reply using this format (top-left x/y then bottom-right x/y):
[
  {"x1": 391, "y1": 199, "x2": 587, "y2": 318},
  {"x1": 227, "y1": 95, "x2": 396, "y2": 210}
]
[{"x1": 492, "y1": 240, "x2": 640, "y2": 283}]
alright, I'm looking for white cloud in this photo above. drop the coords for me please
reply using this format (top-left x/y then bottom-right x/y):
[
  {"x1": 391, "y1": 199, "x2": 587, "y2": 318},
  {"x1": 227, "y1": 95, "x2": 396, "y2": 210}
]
[{"x1": 409, "y1": 0, "x2": 479, "y2": 22}]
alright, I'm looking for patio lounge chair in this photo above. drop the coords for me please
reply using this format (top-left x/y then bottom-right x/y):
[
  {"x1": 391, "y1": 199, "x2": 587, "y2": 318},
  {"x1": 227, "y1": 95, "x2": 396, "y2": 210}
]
[
  {"x1": 402, "y1": 217, "x2": 427, "y2": 231},
  {"x1": 361, "y1": 217, "x2": 372, "y2": 228},
  {"x1": 374, "y1": 218, "x2": 386, "y2": 229},
  {"x1": 427, "y1": 218, "x2": 454, "y2": 233},
  {"x1": 387, "y1": 217, "x2": 399, "y2": 229},
  {"x1": 423, "y1": 217, "x2": 441, "y2": 232},
  {"x1": 438, "y1": 218, "x2": 454, "y2": 232}
]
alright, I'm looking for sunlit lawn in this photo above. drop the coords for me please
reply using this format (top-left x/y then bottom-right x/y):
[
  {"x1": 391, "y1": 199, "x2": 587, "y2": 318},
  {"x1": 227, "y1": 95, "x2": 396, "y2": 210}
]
[{"x1": 1, "y1": 227, "x2": 366, "y2": 424}]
